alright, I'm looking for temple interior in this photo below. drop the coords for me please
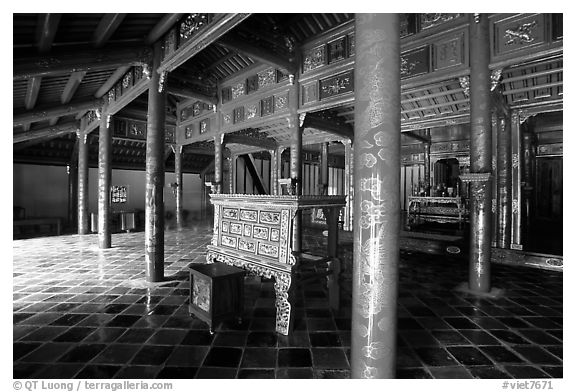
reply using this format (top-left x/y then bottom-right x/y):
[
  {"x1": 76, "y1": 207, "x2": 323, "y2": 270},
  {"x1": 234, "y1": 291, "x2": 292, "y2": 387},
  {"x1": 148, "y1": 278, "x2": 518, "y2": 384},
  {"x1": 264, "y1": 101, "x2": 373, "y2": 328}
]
[{"x1": 12, "y1": 13, "x2": 563, "y2": 380}]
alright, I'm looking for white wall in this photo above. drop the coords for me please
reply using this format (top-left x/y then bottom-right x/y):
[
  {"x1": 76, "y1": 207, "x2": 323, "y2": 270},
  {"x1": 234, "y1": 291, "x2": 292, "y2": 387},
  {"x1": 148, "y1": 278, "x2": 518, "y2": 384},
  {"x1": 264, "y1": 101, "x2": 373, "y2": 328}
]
[{"x1": 13, "y1": 164, "x2": 204, "y2": 220}]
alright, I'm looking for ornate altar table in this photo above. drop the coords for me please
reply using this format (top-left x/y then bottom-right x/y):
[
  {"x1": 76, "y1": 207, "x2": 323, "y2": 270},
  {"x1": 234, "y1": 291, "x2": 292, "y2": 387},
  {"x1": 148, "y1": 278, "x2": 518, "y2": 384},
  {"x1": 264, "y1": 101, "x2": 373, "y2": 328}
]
[
  {"x1": 407, "y1": 196, "x2": 467, "y2": 228},
  {"x1": 205, "y1": 194, "x2": 346, "y2": 335}
]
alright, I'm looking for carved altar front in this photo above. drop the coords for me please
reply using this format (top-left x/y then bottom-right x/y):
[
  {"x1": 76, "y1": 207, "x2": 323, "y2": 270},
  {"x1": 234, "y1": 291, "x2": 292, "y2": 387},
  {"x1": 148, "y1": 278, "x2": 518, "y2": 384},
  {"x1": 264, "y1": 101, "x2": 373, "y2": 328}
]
[
  {"x1": 205, "y1": 194, "x2": 346, "y2": 335},
  {"x1": 407, "y1": 196, "x2": 467, "y2": 228}
]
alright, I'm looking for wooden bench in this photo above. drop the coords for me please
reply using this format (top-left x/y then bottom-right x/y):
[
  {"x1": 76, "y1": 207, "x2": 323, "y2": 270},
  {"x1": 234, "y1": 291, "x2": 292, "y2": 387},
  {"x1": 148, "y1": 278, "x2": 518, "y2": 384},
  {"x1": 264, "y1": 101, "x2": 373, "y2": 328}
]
[
  {"x1": 205, "y1": 194, "x2": 346, "y2": 335},
  {"x1": 13, "y1": 218, "x2": 62, "y2": 238}
]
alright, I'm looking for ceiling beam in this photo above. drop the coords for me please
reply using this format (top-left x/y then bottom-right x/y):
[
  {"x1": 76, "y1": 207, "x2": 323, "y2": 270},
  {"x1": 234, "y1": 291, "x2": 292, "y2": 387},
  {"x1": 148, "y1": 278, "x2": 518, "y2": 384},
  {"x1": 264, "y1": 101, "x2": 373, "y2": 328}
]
[
  {"x1": 303, "y1": 114, "x2": 354, "y2": 141},
  {"x1": 403, "y1": 131, "x2": 431, "y2": 144},
  {"x1": 224, "y1": 134, "x2": 278, "y2": 151},
  {"x1": 93, "y1": 14, "x2": 127, "y2": 48},
  {"x1": 167, "y1": 84, "x2": 218, "y2": 105},
  {"x1": 14, "y1": 121, "x2": 78, "y2": 144},
  {"x1": 95, "y1": 66, "x2": 131, "y2": 98},
  {"x1": 217, "y1": 36, "x2": 297, "y2": 74},
  {"x1": 14, "y1": 45, "x2": 150, "y2": 80},
  {"x1": 37, "y1": 14, "x2": 62, "y2": 53},
  {"x1": 24, "y1": 77, "x2": 42, "y2": 110},
  {"x1": 14, "y1": 98, "x2": 102, "y2": 126},
  {"x1": 146, "y1": 13, "x2": 185, "y2": 45},
  {"x1": 61, "y1": 71, "x2": 87, "y2": 104},
  {"x1": 158, "y1": 13, "x2": 251, "y2": 74}
]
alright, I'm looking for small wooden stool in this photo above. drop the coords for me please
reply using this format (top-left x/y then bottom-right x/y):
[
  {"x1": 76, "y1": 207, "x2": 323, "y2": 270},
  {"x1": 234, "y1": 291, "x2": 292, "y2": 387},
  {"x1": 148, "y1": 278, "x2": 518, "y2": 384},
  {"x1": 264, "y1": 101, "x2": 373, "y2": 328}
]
[{"x1": 188, "y1": 262, "x2": 246, "y2": 334}]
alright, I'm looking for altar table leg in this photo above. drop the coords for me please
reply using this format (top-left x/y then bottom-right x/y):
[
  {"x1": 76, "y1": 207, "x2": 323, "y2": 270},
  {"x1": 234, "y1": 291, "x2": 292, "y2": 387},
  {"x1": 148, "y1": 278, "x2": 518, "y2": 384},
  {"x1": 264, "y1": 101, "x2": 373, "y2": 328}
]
[{"x1": 273, "y1": 272, "x2": 294, "y2": 335}]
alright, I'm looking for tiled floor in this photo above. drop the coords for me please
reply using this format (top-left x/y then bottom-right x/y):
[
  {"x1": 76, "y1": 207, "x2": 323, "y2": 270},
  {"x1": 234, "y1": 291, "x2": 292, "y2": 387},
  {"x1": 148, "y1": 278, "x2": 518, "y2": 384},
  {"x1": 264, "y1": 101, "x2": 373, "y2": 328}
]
[{"x1": 13, "y1": 224, "x2": 562, "y2": 379}]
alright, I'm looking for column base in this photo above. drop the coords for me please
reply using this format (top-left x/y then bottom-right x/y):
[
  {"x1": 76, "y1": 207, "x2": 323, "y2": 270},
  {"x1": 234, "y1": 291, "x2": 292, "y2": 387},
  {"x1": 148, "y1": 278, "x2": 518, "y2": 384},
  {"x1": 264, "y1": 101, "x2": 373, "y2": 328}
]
[{"x1": 454, "y1": 282, "x2": 506, "y2": 299}]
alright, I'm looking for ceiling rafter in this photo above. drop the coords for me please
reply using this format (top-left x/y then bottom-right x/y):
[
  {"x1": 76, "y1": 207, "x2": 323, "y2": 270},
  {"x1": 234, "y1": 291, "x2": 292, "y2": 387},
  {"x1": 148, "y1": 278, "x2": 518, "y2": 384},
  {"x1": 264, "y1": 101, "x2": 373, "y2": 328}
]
[
  {"x1": 14, "y1": 98, "x2": 102, "y2": 126},
  {"x1": 216, "y1": 36, "x2": 297, "y2": 74},
  {"x1": 93, "y1": 14, "x2": 127, "y2": 48},
  {"x1": 14, "y1": 121, "x2": 78, "y2": 144}
]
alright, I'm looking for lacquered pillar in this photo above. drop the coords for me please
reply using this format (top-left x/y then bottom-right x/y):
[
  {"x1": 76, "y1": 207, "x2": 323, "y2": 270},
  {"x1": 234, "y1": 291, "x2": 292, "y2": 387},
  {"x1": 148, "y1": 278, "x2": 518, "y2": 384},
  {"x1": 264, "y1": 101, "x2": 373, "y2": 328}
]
[
  {"x1": 464, "y1": 13, "x2": 492, "y2": 293},
  {"x1": 270, "y1": 149, "x2": 278, "y2": 195},
  {"x1": 343, "y1": 139, "x2": 354, "y2": 231},
  {"x1": 145, "y1": 42, "x2": 167, "y2": 282},
  {"x1": 97, "y1": 110, "x2": 112, "y2": 249},
  {"x1": 511, "y1": 110, "x2": 525, "y2": 250},
  {"x1": 320, "y1": 142, "x2": 329, "y2": 194},
  {"x1": 289, "y1": 116, "x2": 302, "y2": 252},
  {"x1": 424, "y1": 130, "x2": 431, "y2": 194},
  {"x1": 174, "y1": 145, "x2": 184, "y2": 229},
  {"x1": 214, "y1": 134, "x2": 223, "y2": 194},
  {"x1": 229, "y1": 153, "x2": 237, "y2": 194},
  {"x1": 77, "y1": 128, "x2": 89, "y2": 235},
  {"x1": 67, "y1": 152, "x2": 78, "y2": 229},
  {"x1": 277, "y1": 146, "x2": 285, "y2": 193},
  {"x1": 497, "y1": 116, "x2": 512, "y2": 248},
  {"x1": 351, "y1": 13, "x2": 400, "y2": 379}
]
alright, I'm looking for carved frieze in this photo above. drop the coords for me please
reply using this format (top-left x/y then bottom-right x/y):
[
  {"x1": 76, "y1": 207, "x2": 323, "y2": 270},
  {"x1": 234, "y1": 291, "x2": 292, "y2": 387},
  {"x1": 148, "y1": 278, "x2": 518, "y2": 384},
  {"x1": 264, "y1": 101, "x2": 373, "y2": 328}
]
[
  {"x1": 253, "y1": 226, "x2": 269, "y2": 240},
  {"x1": 165, "y1": 128, "x2": 175, "y2": 143},
  {"x1": 258, "y1": 243, "x2": 279, "y2": 258},
  {"x1": 223, "y1": 112, "x2": 232, "y2": 125},
  {"x1": 121, "y1": 70, "x2": 133, "y2": 92},
  {"x1": 238, "y1": 239, "x2": 256, "y2": 253},
  {"x1": 128, "y1": 122, "x2": 145, "y2": 139},
  {"x1": 221, "y1": 235, "x2": 237, "y2": 249},
  {"x1": 222, "y1": 208, "x2": 238, "y2": 219}
]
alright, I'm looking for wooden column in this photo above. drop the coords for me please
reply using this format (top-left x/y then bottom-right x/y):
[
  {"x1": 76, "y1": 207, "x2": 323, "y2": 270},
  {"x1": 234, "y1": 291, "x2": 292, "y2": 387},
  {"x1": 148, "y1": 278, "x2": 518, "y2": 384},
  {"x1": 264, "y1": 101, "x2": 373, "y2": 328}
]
[
  {"x1": 229, "y1": 153, "x2": 237, "y2": 194},
  {"x1": 77, "y1": 128, "x2": 89, "y2": 235},
  {"x1": 497, "y1": 115, "x2": 512, "y2": 248},
  {"x1": 270, "y1": 149, "x2": 278, "y2": 195},
  {"x1": 344, "y1": 139, "x2": 354, "y2": 231},
  {"x1": 97, "y1": 110, "x2": 112, "y2": 249},
  {"x1": 289, "y1": 115, "x2": 302, "y2": 252},
  {"x1": 67, "y1": 157, "x2": 78, "y2": 230},
  {"x1": 351, "y1": 13, "x2": 400, "y2": 379},
  {"x1": 423, "y1": 130, "x2": 431, "y2": 195},
  {"x1": 320, "y1": 142, "x2": 329, "y2": 194},
  {"x1": 173, "y1": 145, "x2": 184, "y2": 229},
  {"x1": 462, "y1": 13, "x2": 493, "y2": 293},
  {"x1": 145, "y1": 42, "x2": 167, "y2": 282},
  {"x1": 511, "y1": 110, "x2": 524, "y2": 250},
  {"x1": 214, "y1": 134, "x2": 223, "y2": 194},
  {"x1": 277, "y1": 146, "x2": 285, "y2": 193}
]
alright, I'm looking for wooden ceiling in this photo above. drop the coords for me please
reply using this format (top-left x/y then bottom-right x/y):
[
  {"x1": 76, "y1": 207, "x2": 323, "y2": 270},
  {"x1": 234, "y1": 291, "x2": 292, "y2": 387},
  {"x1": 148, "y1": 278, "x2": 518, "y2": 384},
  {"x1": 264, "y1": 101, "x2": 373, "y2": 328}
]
[{"x1": 13, "y1": 13, "x2": 562, "y2": 172}]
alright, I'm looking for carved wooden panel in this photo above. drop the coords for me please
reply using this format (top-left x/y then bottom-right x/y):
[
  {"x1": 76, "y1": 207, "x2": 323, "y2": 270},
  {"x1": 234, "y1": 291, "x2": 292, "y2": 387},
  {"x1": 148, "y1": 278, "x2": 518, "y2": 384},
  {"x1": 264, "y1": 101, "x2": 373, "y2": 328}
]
[
  {"x1": 420, "y1": 13, "x2": 461, "y2": 30},
  {"x1": 258, "y1": 68, "x2": 276, "y2": 88},
  {"x1": 221, "y1": 87, "x2": 232, "y2": 104},
  {"x1": 433, "y1": 34, "x2": 464, "y2": 71},
  {"x1": 319, "y1": 71, "x2": 354, "y2": 100},
  {"x1": 192, "y1": 275, "x2": 211, "y2": 312},
  {"x1": 246, "y1": 103, "x2": 258, "y2": 120},
  {"x1": 185, "y1": 125, "x2": 194, "y2": 139},
  {"x1": 231, "y1": 82, "x2": 246, "y2": 100},
  {"x1": 222, "y1": 112, "x2": 233, "y2": 125},
  {"x1": 401, "y1": 47, "x2": 430, "y2": 79},
  {"x1": 163, "y1": 28, "x2": 177, "y2": 60},
  {"x1": 200, "y1": 119, "x2": 209, "y2": 134},
  {"x1": 328, "y1": 36, "x2": 347, "y2": 64},
  {"x1": 493, "y1": 14, "x2": 546, "y2": 58},
  {"x1": 303, "y1": 45, "x2": 326, "y2": 73},
  {"x1": 240, "y1": 209, "x2": 258, "y2": 222},
  {"x1": 261, "y1": 96, "x2": 274, "y2": 116},
  {"x1": 301, "y1": 81, "x2": 318, "y2": 105},
  {"x1": 165, "y1": 128, "x2": 175, "y2": 143},
  {"x1": 112, "y1": 119, "x2": 127, "y2": 137},
  {"x1": 233, "y1": 107, "x2": 245, "y2": 124},
  {"x1": 246, "y1": 74, "x2": 258, "y2": 94},
  {"x1": 274, "y1": 93, "x2": 289, "y2": 112}
]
